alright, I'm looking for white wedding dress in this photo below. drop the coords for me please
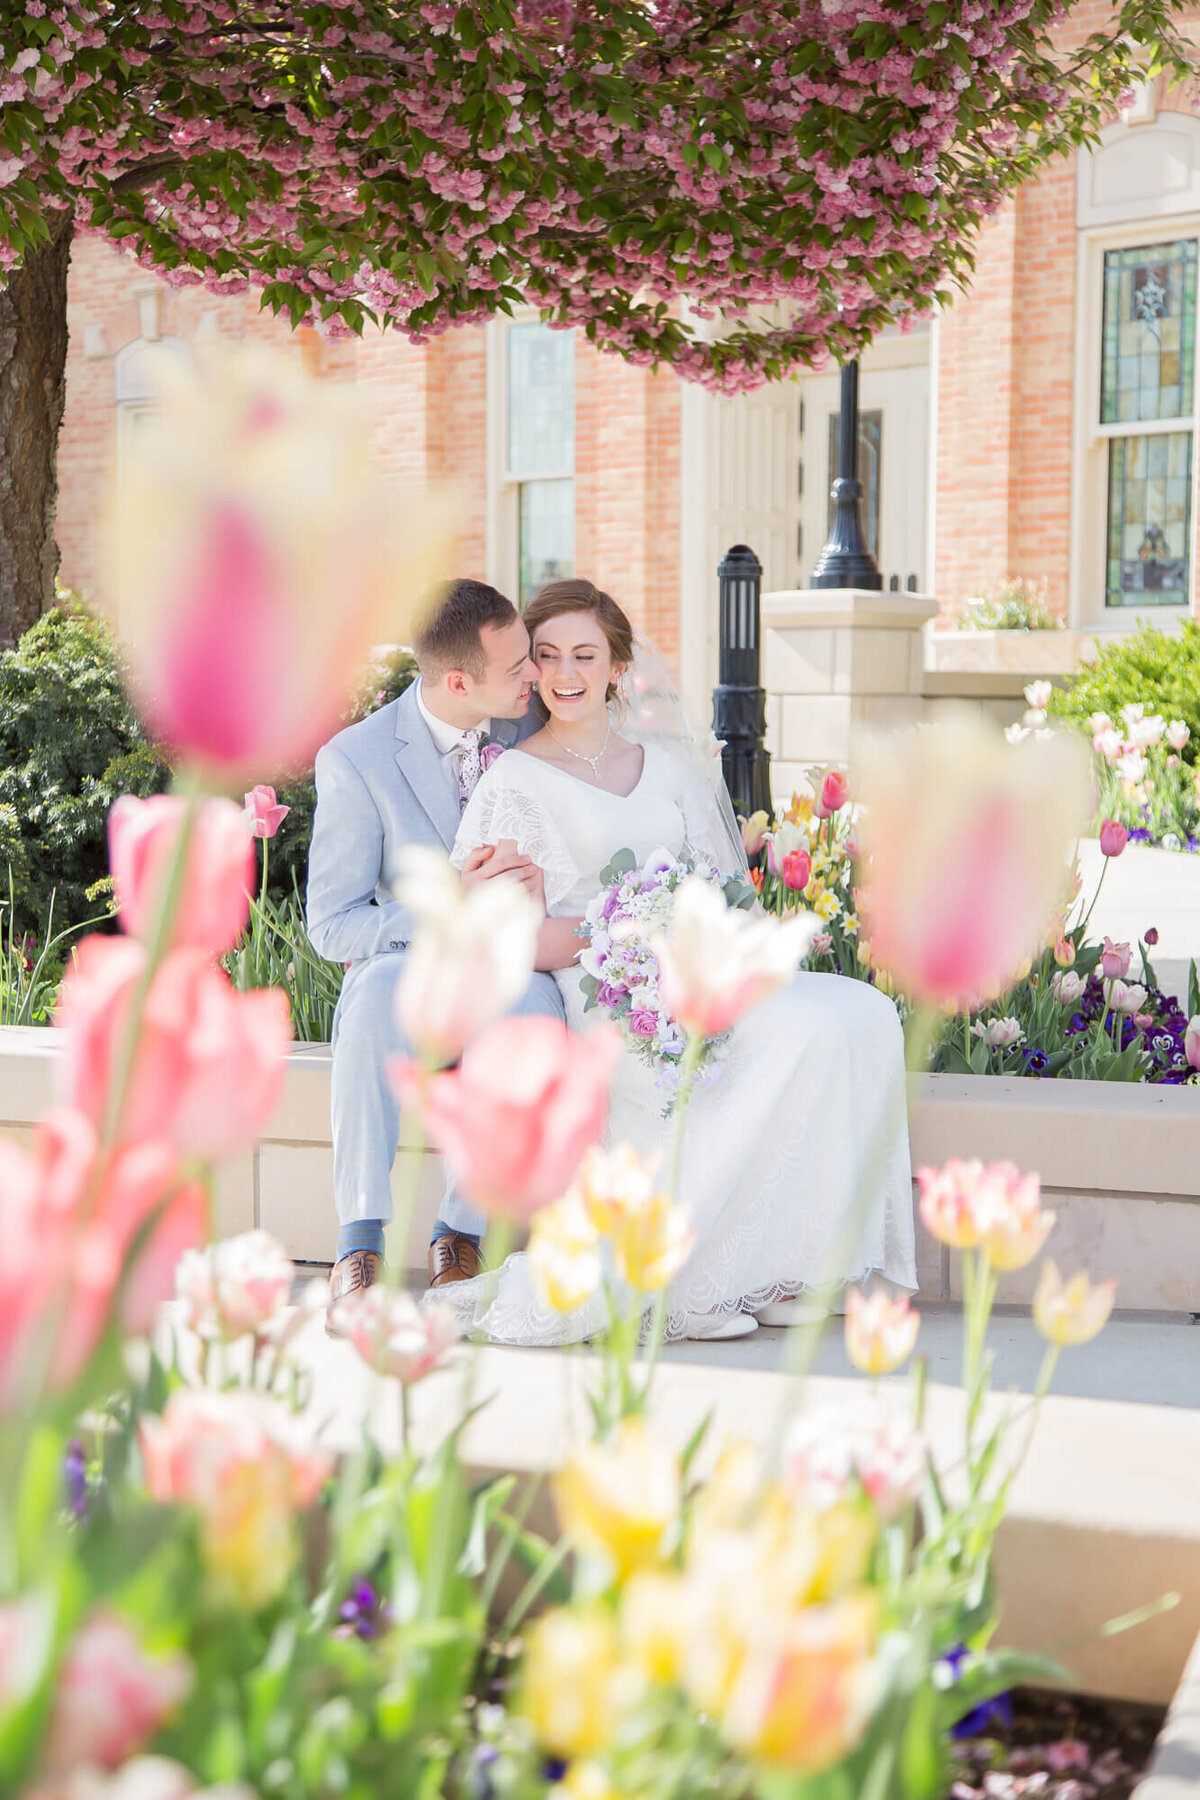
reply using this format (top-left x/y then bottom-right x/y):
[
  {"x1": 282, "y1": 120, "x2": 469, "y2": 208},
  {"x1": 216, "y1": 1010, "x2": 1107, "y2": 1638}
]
[{"x1": 441, "y1": 739, "x2": 917, "y2": 1344}]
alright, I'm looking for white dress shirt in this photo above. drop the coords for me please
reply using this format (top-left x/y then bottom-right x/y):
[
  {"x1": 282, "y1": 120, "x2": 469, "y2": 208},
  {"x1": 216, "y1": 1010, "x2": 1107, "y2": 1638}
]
[{"x1": 414, "y1": 678, "x2": 490, "y2": 801}]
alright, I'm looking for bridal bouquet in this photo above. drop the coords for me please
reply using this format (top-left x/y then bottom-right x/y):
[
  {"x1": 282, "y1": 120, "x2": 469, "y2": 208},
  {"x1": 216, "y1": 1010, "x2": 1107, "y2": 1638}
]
[{"x1": 578, "y1": 846, "x2": 754, "y2": 1103}]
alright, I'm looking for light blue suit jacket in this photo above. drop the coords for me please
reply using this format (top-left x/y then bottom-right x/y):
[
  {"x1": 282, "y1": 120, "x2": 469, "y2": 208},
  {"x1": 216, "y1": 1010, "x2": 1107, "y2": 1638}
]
[{"x1": 305, "y1": 681, "x2": 527, "y2": 965}]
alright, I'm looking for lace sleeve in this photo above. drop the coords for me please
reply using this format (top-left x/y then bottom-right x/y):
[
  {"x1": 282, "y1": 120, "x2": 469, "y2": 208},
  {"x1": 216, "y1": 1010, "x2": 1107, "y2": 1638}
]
[{"x1": 451, "y1": 758, "x2": 580, "y2": 909}]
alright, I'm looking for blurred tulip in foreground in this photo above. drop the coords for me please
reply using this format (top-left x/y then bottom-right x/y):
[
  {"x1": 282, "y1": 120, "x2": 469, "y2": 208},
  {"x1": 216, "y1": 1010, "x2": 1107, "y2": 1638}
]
[
  {"x1": 1185, "y1": 1016, "x2": 1200, "y2": 1071},
  {"x1": 140, "y1": 1389, "x2": 332, "y2": 1608},
  {"x1": 917, "y1": 1159, "x2": 1054, "y2": 1271},
  {"x1": 844, "y1": 1288, "x2": 919, "y2": 1376},
  {"x1": 553, "y1": 1420, "x2": 681, "y2": 1581},
  {"x1": 28, "y1": 1760, "x2": 257, "y2": 1800},
  {"x1": 0, "y1": 1109, "x2": 203, "y2": 1410},
  {"x1": 394, "y1": 847, "x2": 541, "y2": 1068},
  {"x1": 335, "y1": 1285, "x2": 459, "y2": 1383},
  {"x1": 520, "y1": 1608, "x2": 635, "y2": 1760},
  {"x1": 175, "y1": 1230, "x2": 294, "y2": 1341},
  {"x1": 528, "y1": 1188, "x2": 603, "y2": 1315},
  {"x1": 109, "y1": 794, "x2": 255, "y2": 956},
  {"x1": 113, "y1": 348, "x2": 452, "y2": 780},
  {"x1": 720, "y1": 1590, "x2": 879, "y2": 1772},
  {"x1": 56, "y1": 938, "x2": 289, "y2": 1162},
  {"x1": 654, "y1": 876, "x2": 818, "y2": 1037},
  {"x1": 42, "y1": 1612, "x2": 193, "y2": 1776},
  {"x1": 782, "y1": 1403, "x2": 926, "y2": 1522},
  {"x1": 1033, "y1": 1261, "x2": 1117, "y2": 1347},
  {"x1": 855, "y1": 715, "x2": 1090, "y2": 1012},
  {"x1": 395, "y1": 1017, "x2": 616, "y2": 1222}
]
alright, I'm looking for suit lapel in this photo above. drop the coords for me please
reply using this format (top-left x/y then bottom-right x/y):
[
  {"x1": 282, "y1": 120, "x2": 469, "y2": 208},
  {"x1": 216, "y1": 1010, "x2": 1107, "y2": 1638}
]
[
  {"x1": 490, "y1": 717, "x2": 522, "y2": 749},
  {"x1": 394, "y1": 683, "x2": 460, "y2": 850}
]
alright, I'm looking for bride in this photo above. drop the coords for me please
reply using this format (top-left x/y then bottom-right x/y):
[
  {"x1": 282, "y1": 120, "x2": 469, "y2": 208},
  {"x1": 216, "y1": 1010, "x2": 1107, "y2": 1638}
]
[{"x1": 442, "y1": 578, "x2": 917, "y2": 1344}]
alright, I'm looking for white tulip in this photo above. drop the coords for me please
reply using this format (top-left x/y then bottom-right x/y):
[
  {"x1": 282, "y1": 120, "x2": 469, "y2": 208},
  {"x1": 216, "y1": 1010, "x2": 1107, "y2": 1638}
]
[
  {"x1": 1167, "y1": 720, "x2": 1191, "y2": 751},
  {"x1": 653, "y1": 876, "x2": 819, "y2": 1037},
  {"x1": 1024, "y1": 681, "x2": 1053, "y2": 712},
  {"x1": 394, "y1": 846, "x2": 541, "y2": 1067}
]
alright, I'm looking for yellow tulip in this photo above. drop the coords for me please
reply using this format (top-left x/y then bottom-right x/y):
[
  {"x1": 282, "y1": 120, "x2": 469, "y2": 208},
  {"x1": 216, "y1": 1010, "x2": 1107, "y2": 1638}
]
[
  {"x1": 520, "y1": 1608, "x2": 636, "y2": 1758},
  {"x1": 553, "y1": 1421, "x2": 681, "y2": 1582},
  {"x1": 844, "y1": 1289, "x2": 919, "y2": 1377},
  {"x1": 611, "y1": 1191, "x2": 695, "y2": 1294},
  {"x1": 528, "y1": 1189, "x2": 602, "y2": 1314},
  {"x1": 1033, "y1": 1260, "x2": 1118, "y2": 1346},
  {"x1": 619, "y1": 1571, "x2": 689, "y2": 1684},
  {"x1": 577, "y1": 1141, "x2": 659, "y2": 1236},
  {"x1": 722, "y1": 1591, "x2": 879, "y2": 1772}
]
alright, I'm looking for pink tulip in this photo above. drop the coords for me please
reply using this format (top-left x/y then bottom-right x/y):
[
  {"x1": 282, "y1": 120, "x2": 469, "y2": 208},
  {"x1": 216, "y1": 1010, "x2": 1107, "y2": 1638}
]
[
  {"x1": 856, "y1": 716, "x2": 1091, "y2": 1012},
  {"x1": 1185, "y1": 1017, "x2": 1200, "y2": 1071},
  {"x1": 815, "y1": 770, "x2": 850, "y2": 818},
  {"x1": 1099, "y1": 937, "x2": 1132, "y2": 981},
  {"x1": 56, "y1": 938, "x2": 290, "y2": 1161},
  {"x1": 336, "y1": 1286, "x2": 459, "y2": 1383},
  {"x1": 175, "y1": 1231, "x2": 295, "y2": 1341},
  {"x1": 42, "y1": 1612, "x2": 193, "y2": 1776},
  {"x1": 781, "y1": 848, "x2": 812, "y2": 893},
  {"x1": 0, "y1": 1110, "x2": 204, "y2": 1409},
  {"x1": 1099, "y1": 820, "x2": 1128, "y2": 858},
  {"x1": 109, "y1": 794, "x2": 255, "y2": 956},
  {"x1": 783, "y1": 1403, "x2": 925, "y2": 1522},
  {"x1": 243, "y1": 784, "x2": 290, "y2": 840},
  {"x1": 116, "y1": 350, "x2": 451, "y2": 780},
  {"x1": 1166, "y1": 720, "x2": 1190, "y2": 752},
  {"x1": 395, "y1": 1017, "x2": 617, "y2": 1222}
]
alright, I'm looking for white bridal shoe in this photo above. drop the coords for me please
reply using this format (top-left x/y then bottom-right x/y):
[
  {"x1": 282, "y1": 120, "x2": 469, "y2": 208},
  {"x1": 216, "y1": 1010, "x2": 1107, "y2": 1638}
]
[
  {"x1": 753, "y1": 1299, "x2": 830, "y2": 1328},
  {"x1": 683, "y1": 1311, "x2": 759, "y2": 1341}
]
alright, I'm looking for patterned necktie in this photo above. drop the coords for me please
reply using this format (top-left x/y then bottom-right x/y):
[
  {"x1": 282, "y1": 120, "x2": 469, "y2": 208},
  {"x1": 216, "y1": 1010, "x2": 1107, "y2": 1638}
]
[{"x1": 457, "y1": 726, "x2": 485, "y2": 810}]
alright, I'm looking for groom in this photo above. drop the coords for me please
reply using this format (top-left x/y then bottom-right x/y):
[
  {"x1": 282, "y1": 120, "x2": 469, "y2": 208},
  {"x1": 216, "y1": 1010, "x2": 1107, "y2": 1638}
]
[{"x1": 306, "y1": 578, "x2": 565, "y2": 1326}]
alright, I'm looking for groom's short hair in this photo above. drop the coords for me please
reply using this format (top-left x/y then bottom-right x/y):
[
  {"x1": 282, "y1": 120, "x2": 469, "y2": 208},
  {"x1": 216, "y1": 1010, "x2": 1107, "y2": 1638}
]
[{"x1": 416, "y1": 579, "x2": 519, "y2": 680}]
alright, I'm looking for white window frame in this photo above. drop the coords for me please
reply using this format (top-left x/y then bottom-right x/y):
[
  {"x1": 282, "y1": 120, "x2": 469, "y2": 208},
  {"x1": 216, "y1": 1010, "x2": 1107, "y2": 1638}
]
[
  {"x1": 485, "y1": 313, "x2": 576, "y2": 603},
  {"x1": 1069, "y1": 107, "x2": 1200, "y2": 629}
]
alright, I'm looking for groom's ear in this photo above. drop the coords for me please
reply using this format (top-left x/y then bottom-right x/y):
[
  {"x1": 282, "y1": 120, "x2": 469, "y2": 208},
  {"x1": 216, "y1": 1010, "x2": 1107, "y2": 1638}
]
[{"x1": 444, "y1": 668, "x2": 470, "y2": 699}]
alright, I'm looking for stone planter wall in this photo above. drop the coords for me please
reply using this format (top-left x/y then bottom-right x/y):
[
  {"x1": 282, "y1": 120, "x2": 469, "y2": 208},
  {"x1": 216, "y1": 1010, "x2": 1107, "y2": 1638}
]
[{"x1": 5, "y1": 1027, "x2": 1198, "y2": 1309}]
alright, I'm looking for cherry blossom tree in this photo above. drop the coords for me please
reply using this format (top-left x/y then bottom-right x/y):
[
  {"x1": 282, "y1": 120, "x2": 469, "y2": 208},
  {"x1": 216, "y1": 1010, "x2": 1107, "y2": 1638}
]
[{"x1": 0, "y1": 0, "x2": 1193, "y2": 639}]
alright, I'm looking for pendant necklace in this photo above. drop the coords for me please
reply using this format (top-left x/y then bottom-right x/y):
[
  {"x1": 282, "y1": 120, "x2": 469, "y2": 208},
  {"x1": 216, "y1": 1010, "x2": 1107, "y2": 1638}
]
[{"x1": 546, "y1": 718, "x2": 612, "y2": 782}]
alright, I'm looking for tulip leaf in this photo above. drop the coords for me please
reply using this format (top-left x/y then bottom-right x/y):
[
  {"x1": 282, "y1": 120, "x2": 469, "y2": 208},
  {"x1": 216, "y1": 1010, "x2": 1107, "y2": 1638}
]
[{"x1": 459, "y1": 1473, "x2": 517, "y2": 1578}]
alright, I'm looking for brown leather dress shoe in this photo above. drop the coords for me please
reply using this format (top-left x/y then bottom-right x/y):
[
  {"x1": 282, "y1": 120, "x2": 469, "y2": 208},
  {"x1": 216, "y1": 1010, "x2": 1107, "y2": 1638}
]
[
  {"x1": 428, "y1": 1233, "x2": 483, "y2": 1288},
  {"x1": 325, "y1": 1249, "x2": 383, "y2": 1337}
]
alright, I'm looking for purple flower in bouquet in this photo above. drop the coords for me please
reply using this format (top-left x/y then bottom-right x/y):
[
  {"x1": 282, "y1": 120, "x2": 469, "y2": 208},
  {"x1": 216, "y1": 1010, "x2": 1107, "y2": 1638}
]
[
  {"x1": 630, "y1": 1008, "x2": 658, "y2": 1039},
  {"x1": 480, "y1": 741, "x2": 506, "y2": 773}
]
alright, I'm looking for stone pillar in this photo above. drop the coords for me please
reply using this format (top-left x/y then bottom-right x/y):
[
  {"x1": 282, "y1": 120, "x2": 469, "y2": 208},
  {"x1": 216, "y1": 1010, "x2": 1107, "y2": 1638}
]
[{"x1": 762, "y1": 587, "x2": 938, "y2": 798}]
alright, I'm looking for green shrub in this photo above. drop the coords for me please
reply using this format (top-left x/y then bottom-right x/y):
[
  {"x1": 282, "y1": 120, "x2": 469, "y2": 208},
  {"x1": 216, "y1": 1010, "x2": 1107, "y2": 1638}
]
[
  {"x1": 0, "y1": 596, "x2": 164, "y2": 936},
  {"x1": 0, "y1": 596, "x2": 416, "y2": 935},
  {"x1": 1047, "y1": 620, "x2": 1200, "y2": 766},
  {"x1": 953, "y1": 577, "x2": 1063, "y2": 632}
]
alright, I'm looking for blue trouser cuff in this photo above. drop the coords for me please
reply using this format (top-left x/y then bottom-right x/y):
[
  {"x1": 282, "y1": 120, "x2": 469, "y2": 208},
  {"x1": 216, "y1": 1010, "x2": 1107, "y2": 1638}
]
[
  {"x1": 336, "y1": 1219, "x2": 386, "y2": 1262},
  {"x1": 430, "y1": 1219, "x2": 481, "y2": 1247}
]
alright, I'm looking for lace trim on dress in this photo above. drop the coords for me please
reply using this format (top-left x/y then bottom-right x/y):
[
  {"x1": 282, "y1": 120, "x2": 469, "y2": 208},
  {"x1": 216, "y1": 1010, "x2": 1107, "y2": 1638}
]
[{"x1": 452, "y1": 767, "x2": 580, "y2": 910}]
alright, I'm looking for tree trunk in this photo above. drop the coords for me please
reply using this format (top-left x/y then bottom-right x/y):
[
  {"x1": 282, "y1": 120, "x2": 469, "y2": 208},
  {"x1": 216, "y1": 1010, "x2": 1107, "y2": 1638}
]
[{"x1": 0, "y1": 218, "x2": 72, "y2": 647}]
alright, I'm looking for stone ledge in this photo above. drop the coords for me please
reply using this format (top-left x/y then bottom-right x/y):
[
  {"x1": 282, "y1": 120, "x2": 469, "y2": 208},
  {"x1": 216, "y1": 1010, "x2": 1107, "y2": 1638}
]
[
  {"x1": 763, "y1": 587, "x2": 940, "y2": 631},
  {"x1": 1137, "y1": 1630, "x2": 1200, "y2": 1800}
]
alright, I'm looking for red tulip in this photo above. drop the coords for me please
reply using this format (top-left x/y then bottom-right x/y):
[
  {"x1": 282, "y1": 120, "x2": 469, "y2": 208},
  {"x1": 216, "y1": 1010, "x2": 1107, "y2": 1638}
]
[
  {"x1": 109, "y1": 794, "x2": 255, "y2": 956},
  {"x1": 55, "y1": 937, "x2": 290, "y2": 1162},
  {"x1": 243, "y1": 784, "x2": 291, "y2": 840},
  {"x1": 393, "y1": 1017, "x2": 617, "y2": 1222},
  {"x1": 781, "y1": 848, "x2": 812, "y2": 893},
  {"x1": 816, "y1": 770, "x2": 850, "y2": 818},
  {"x1": 1099, "y1": 819, "x2": 1128, "y2": 858}
]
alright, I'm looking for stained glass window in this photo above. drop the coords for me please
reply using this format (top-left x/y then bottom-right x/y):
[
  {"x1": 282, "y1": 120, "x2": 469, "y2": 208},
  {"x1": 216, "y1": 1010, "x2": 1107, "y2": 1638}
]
[
  {"x1": 1106, "y1": 431, "x2": 1192, "y2": 608},
  {"x1": 827, "y1": 409, "x2": 882, "y2": 558},
  {"x1": 1102, "y1": 240, "x2": 1197, "y2": 610},
  {"x1": 1101, "y1": 241, "x2": 1196, "y2": 424},
  {"x1": 507, "y1": 324, "x2": 575, "y2": 603}
]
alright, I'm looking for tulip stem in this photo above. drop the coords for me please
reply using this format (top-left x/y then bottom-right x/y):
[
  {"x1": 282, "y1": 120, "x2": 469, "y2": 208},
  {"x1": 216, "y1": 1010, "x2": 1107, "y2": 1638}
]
[
  {"x1": 1076, "y1": 853, "x2": 1108, "y2": 940},
  {"x1": 640, "y1": 1031, "x2": 703, "y2": 1391}
]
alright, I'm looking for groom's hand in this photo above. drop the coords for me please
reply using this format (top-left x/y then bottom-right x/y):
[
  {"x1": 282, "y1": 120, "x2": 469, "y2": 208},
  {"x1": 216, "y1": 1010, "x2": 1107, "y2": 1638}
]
[{"x1": 461, "y1": 842, "x2": 545, "y2": 907}]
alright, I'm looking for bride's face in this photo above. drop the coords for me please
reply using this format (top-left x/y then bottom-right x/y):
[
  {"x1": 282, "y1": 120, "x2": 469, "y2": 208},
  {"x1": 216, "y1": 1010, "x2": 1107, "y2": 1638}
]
[{"x1": 532, "y1": 611, "x2": 622, "y2": 726}]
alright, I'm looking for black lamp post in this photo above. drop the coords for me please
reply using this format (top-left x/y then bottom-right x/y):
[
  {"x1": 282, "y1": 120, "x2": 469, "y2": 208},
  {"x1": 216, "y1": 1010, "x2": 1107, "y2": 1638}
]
[
  {"x1": 809, "y1": 359, "x2": 883, "y2": 591},
  {"x1": 712, "y1": 543, "x2": 772, "y2": 821}
]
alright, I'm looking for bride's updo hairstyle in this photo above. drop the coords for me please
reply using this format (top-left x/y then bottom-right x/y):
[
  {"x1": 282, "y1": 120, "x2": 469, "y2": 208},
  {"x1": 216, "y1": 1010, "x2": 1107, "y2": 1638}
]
[{"x1": 523, "y1": 579, "x2": 634, "y2": 705}]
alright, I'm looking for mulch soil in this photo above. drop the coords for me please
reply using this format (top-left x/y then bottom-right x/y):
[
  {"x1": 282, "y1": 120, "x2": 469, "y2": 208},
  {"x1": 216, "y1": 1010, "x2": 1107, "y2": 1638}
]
[{"x1": 948, "y1": 1687, "x2": 1165, "y2": 1800}]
